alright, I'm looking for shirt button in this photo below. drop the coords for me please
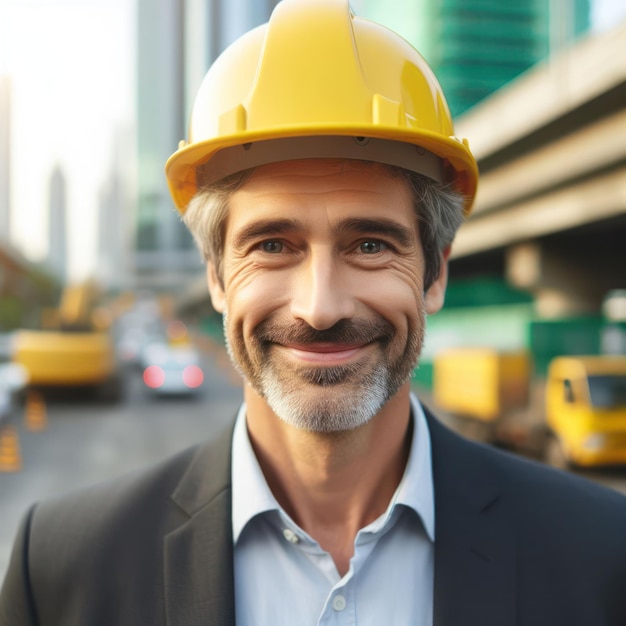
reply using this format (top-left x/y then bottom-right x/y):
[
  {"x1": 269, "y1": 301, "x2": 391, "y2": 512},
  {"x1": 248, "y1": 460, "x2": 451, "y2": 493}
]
[
  {"x1": 332, "y1": 595, "x2": 347, "y2": 612},
  {"x1": 282, "y1": 528, "x2": 299, "y2": 544}
]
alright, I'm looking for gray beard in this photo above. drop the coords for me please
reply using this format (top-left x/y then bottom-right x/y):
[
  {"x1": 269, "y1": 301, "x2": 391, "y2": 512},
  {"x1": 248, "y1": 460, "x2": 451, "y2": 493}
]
[
  {"x1": 258, "y1": 359, "x2": 392, "y2": 433},
  {"x1": 223, "y1": 312, "x2": 423, "y2": 433}
]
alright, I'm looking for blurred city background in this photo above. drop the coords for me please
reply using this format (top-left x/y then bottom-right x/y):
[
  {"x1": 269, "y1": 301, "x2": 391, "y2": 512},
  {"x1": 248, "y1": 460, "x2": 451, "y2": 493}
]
[{"x1": 1, "y1": 0, "x2": 626, "y2": 579}]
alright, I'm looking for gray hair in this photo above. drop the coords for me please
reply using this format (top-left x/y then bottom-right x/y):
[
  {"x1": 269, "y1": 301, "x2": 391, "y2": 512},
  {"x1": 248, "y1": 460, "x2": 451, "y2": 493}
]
[{"x1": 182, "y1": 163, "x2": 465, "y2": 290}]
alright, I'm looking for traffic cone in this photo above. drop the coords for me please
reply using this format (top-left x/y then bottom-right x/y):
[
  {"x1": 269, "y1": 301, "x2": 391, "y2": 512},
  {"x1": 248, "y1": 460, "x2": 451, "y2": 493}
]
[
  {"x1": 25, "y1": 391, "x2": 47, "y2": 432},
  {"x1": 0, "y1": 425, "x2": 22, "y2": 472}
]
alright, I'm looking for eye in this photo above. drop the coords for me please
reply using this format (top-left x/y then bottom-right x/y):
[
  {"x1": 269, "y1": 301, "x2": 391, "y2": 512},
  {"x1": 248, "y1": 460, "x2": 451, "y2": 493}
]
[
  {"x1": 358, "y1": 240, "x2": 386, "y2": 254},
  {"x1": 260, "y1": 240, "x2": 284, "y2": 253}
]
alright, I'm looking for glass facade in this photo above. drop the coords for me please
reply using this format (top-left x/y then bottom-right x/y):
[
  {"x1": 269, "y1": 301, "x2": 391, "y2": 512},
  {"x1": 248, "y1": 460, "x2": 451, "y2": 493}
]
[{"x1": 355, "y1": 0, "x2": 590, "y2": 117}]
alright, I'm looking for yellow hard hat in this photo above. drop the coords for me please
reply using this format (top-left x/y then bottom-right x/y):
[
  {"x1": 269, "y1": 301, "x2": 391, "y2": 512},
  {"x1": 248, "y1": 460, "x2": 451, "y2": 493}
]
[{"x1": 165, "y1": 0, "x2": 478, "y2": 214}]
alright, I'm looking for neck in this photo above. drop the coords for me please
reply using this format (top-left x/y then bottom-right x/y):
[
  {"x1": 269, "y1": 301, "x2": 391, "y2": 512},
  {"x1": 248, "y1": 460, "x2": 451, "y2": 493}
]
[{"x1": 243, "y1": 382, "x2": 413, "y2": 575}]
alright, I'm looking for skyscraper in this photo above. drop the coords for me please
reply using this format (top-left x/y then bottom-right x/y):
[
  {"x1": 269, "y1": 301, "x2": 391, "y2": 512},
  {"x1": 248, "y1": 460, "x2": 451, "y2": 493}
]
[
  {"x1": 97, "y1": 124, "x2": 134, "y2": 290},
  {"x1": 135, "y1": 0, "x2": 197, "y2": 290},
  {"x1": 48, "y1": 164, "x2": 67, "y2": 283}
]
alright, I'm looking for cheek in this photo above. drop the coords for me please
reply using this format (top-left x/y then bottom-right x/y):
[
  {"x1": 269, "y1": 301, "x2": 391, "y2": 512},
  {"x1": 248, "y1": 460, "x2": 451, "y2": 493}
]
[
  {"x1": 358, "y1": 268, "x2": 424, "y2": 328},
  {"x1": 224, "y1": 264, "x2": 290, "y2": 331},
  {"x1": 375, "y1": 277, "x2": 425, "y2": 360}
]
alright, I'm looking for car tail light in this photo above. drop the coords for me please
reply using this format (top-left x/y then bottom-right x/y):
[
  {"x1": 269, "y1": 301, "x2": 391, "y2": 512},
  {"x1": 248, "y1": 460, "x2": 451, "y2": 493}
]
[
  {"x1": 143, "y1": 365, "x2": 165, "y2": 388},
  {"x1": 183, "y1": 365, "x2": 204, "y2": 388}
]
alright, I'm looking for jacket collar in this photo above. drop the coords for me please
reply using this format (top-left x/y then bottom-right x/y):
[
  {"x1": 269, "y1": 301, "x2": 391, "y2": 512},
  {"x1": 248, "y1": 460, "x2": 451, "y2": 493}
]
[{"x1": 425, "y1": 407, "x2": 517, "y2": 626}]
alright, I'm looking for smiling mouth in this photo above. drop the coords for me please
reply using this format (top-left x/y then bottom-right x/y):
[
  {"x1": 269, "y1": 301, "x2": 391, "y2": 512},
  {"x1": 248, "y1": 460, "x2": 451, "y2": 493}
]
[
  {"x1": 281, "y1": 342, "x2": 372, "y2": 365},
  {"x1": 256, "y1": 317, "x2": 394, "y2": 366}
]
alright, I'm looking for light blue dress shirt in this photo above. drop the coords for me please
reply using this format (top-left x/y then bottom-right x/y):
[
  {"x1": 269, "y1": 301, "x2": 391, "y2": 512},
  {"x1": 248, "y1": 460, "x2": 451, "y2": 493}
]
[{"x1": 231, "y1": 392, "x2": 435, "y2": 626}]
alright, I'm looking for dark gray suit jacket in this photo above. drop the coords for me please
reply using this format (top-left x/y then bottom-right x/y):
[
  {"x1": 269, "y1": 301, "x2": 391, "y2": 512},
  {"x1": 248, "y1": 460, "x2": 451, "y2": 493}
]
[{"x1": 2, "y1": 408, "x2": 626, "y2": 625}]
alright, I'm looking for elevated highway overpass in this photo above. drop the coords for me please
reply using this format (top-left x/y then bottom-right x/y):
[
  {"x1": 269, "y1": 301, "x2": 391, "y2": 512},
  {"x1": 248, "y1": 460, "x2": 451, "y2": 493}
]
[{"x1": 452, "y1": 22, "x2": 626, "y2": 317}]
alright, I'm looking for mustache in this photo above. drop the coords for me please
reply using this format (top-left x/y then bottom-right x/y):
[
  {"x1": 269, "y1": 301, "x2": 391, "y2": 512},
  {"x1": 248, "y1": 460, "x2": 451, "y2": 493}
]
[{"x1": 254, "y1": 317, "x2": 395, "y2": 346}]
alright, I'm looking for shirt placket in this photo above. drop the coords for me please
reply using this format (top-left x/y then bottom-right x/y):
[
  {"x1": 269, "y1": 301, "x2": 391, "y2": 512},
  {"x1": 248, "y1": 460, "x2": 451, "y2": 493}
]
[{"x1": 317, "y1": 574, "x2": 356, "y2": 626}]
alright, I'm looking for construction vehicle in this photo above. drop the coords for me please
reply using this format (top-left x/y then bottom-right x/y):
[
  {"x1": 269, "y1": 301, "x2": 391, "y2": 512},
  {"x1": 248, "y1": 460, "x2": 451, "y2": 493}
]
[
  {"x1": 432, "y1": 348, "x2": 626, "y2": 468},
  {"x1": 544, "y1": 356, "x2": 626, "y2": 467},
  {"x1": 11, "y1": 281, "x2": 122, "y2": 402}
]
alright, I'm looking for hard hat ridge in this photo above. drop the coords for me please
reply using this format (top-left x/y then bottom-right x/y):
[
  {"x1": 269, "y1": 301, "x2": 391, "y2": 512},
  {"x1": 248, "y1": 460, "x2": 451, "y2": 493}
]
[{"x1": 245, "y1": 0, "x2": 372, "y2": 130}]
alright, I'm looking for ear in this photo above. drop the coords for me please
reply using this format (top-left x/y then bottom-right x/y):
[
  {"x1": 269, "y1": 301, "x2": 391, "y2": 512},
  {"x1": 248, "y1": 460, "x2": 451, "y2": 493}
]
[
  {"x1": 207, "y1": 262, "x2": 226, "y2": 314},
  {"x1": 424, "y1": 246, "x2": 450, "y2": 315}
]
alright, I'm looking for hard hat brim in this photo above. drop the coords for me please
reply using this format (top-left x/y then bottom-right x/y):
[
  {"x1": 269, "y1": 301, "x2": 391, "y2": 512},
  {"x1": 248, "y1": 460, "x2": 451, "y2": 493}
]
[{"x1": 165, "y1": 127, "x2": 478, "y2": 215}]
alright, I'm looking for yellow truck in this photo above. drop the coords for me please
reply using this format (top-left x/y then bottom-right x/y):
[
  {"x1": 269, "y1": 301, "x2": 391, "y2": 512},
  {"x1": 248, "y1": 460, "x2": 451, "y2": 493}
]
[
  {"x1": 11, "y1": 282, "x2": 122, "y2": 401},
  {"x1": 545, "y1": 356, "x2": 626, "y2": 467},
  {"x1": 432, "y1": 348, "x2": 626, "y2": 467}
]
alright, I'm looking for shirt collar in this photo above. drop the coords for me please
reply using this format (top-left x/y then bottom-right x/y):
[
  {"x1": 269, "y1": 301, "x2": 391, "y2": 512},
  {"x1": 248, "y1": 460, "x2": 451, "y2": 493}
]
[
  {"x1": 231, "y1": 402, "x2": 277, "y2": 542},
  {"x1": 397, "y1": 392, "x2": 435, "y2": 541},
  {"x1": 231, "y1": 391, "x2": 434, "y2": 543}
]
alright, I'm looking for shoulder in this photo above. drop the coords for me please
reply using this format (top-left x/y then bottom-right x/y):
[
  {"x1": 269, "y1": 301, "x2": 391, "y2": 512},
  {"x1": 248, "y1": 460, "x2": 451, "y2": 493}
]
[
  {"x1": 20, "y1": 442, "x2": 199, "y2": 582},
  {"x1": 426, "y1": 405, "x2": 626, "y2": 526},
  {"x1": 34, "y1": 441, "x2": 199, "y2": 529},
  {"x1": 426, "y1": 407, "x2": 626, "y2": 612},
  {"x1": 483, "y1": 438, "x2": 626, "y2": 522},
  {"x1": 26, "y1": 422, "x2": 234, "y2": 564},
  {"x1": 1, "y1": 425, "x2": 236, "y2": 623}
]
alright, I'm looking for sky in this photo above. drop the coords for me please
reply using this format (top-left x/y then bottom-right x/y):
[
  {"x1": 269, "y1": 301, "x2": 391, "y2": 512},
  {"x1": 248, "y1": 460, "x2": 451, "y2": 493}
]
[
  {"x1": 0, "y1": 0, "x2": 133, "y2": 281},
  {"x1": 0, "y1": 0, "x2": 625, "y2": 283}
]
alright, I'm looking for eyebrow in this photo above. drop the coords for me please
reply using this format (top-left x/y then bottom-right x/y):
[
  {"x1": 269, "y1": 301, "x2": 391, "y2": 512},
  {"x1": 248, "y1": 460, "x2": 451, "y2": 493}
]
[
  {"x1": 231, "y1": 218, "x2": 303, "y2": 250},
  {"x1": 336, "y1": 217, "x2": 414, "y2": 248}
]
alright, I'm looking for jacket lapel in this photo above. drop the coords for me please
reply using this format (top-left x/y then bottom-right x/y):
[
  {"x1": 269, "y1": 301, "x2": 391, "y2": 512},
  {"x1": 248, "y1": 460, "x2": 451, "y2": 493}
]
[
  {"x1": 164, "y1": 424, "x2": 237, "y2": 626},
  {"x1": 425, "y1": 409, "x2": 517, "y2": 626}
]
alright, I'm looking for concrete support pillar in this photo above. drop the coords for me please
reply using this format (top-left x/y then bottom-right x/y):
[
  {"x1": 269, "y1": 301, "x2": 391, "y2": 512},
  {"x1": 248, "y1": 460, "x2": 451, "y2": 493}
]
[{"x1": 505, "y1": 242, "x2": 610, "y2": 318}]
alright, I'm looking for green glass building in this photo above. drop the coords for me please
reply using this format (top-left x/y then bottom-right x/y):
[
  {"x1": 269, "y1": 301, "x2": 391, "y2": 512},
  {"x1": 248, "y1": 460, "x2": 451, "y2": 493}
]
[{"x1": 354, "y1": 0, "x2": 590, "y2": 117}]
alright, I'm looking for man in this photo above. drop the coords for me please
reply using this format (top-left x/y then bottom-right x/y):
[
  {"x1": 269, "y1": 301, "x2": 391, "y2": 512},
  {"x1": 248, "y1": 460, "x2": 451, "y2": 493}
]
[{"x1": 2, "y1": 1, "x2": 626, "y2": 624}]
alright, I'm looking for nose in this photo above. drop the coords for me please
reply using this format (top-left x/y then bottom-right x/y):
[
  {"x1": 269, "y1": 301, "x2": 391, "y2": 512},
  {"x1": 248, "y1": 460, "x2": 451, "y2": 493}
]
[{"x1": 290, "y1": 250, "x2": 356, "y2": 330}]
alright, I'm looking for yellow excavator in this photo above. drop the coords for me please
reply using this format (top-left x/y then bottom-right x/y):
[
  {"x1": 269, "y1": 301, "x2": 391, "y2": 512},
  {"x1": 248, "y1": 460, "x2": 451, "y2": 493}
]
[{"x1": 12, "y1": 280, "x2": 122, "y2": 402}]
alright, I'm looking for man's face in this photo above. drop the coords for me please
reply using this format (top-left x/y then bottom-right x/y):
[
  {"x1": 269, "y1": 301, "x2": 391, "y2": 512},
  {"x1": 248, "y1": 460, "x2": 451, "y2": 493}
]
[{"x1": 208, "y1": 159, "x2": 447, "y2": 433}]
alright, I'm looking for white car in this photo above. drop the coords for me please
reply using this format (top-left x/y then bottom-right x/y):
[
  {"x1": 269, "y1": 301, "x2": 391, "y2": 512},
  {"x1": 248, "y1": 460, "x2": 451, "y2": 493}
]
[
  {"x1": 141, "y1": 343, "x2": 204, "y2": 397},
  {"x1": 0, "y1": 362, "x2": 28, "y2": 423}
]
